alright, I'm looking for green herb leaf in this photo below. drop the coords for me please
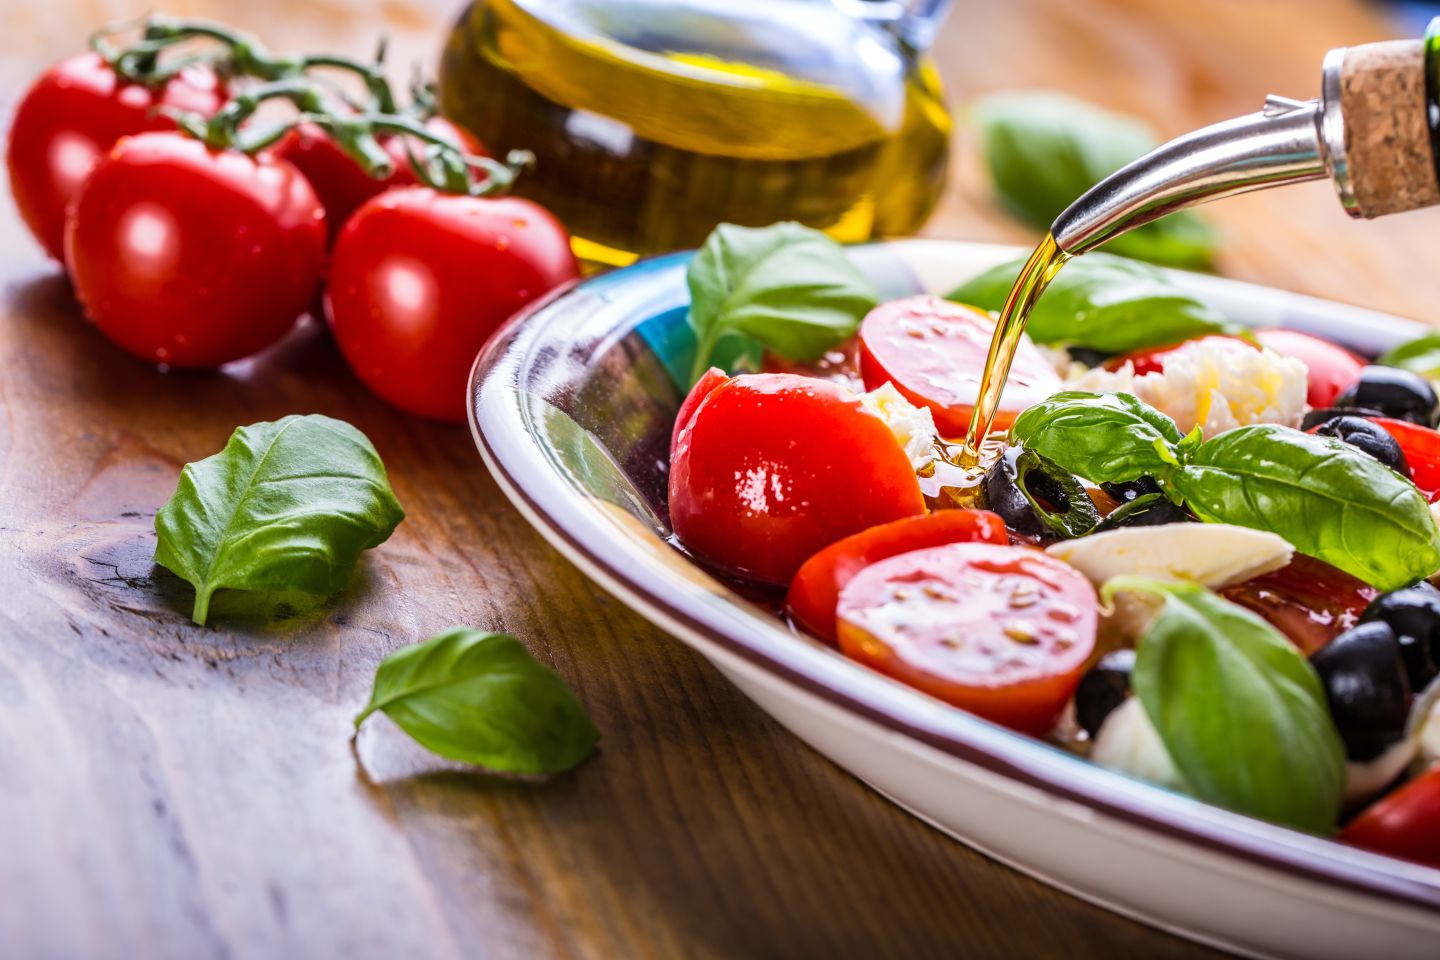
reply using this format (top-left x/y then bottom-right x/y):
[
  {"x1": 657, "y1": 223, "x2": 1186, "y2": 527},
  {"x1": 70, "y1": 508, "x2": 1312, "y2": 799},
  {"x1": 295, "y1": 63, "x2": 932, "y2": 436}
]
[
  {"x1": 355, "y1": 628, "x2": 599, "y2": 775},
  {"x1": 1171, "y1": 424, "x2": 1440, "y2": 590},
  {"x1": 1104, "y1": 576, "x2": 1345, "y2": 833},
  {"x1": 154, "y1": 414, "x2": 405, "y2": 624},
  {"x1": 1379, "y1": 331, "x2": 1440, "y2": 380},
  {"x1": 1007, "y1": 391, "x2": 1183, "y2": 485},
  {"x1": 947, "y1": 253, "x2": 1234, "y2": 353},
  {"x1": 686, "y1": 221, "x2": 878, "y2": 384},
  {"x1": 971, "y1": 92, "x2": 1219, "y2": 268}
]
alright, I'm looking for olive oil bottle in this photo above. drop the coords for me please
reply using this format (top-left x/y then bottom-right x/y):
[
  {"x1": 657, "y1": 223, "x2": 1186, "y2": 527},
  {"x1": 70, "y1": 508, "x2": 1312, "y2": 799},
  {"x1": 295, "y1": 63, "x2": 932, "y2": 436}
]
[{"x1": 438, "y1": 0, "x2": 952, "y2": 266}]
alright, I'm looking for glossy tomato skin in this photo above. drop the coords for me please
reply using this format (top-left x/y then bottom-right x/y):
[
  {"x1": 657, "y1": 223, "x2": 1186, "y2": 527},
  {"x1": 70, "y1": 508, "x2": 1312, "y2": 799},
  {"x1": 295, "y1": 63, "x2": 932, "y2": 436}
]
[
  {"x1": 1341, "y1": 765, "x2": 1440, "y2": 868},
  {"x1": 326, "y1": 187, "x2": 579, "y2": 421},
  {"x1": 859, "y1": 296, "x2": 1060, "y2": 437},
  {"x1": 836, "y1": 542, "x2": 1097, "y2": 735},
  {"x1": 65, "y1": 133, "x2": 325, "y2": 367},
  {"x1": 1370, "y1": 417, "x2": 1440, "y2": 500},
  {"x1": 7, "y1": 53, "x2": 225, "y2": 262},
  {"x1": 1219, "y1": 554, "x2": 1378, "y2": 657},
  {"x1": 672, "y1": 367, "x2": 731, "y2": 459},
  {"x1": 669, "y1": 373, "x2": 926, "y2": 584},
  {"x1": 1252, "y1": 328, "x2": 1365, "y2": 407},
  {"x1": 786, "y1": 509, "x2": 1009, "y2": 643},
  {"x1": 274, "y1": 117, "x2": 485, "y2": 244}
]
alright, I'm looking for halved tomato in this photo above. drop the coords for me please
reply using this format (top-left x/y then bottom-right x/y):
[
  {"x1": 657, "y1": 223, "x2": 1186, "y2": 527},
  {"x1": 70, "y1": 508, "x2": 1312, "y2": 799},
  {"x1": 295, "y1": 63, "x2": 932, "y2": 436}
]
[
  {"x1": 1342, "y1": 765, "x2": 1440, "y2": 868},
  {"x1": 859, "y1": 296, "x2": 1060, "y2": 438},
  {"x1": 1252, "y1": 328, "x2": 1365, "y2": 408},
  {"x1": 786, "y1": 510, "x2": 1009, "y2": 643},
  {"x1": 836, "y1": 542, "x2": 1097, "y2": 734}
]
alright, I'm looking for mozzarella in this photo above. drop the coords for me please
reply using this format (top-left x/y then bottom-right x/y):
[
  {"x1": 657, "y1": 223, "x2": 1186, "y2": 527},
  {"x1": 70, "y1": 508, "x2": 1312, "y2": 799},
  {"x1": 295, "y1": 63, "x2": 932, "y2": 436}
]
[
  {"x1": 1090, "y1": 698, "x2": 1188, "y2": 792},
  {"x1": 857, "y1": 382, "x2": 939, "y2": 472}
]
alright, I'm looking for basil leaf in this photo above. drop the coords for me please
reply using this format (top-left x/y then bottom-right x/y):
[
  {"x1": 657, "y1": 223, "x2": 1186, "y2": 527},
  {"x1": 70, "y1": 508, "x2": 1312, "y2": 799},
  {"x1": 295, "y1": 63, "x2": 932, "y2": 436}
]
[
  {"x1": 355, "y1": 628, "x2": 599, "y2": 775},
  {"x1": 1105, "y1": 576, "x2": 1345, "y2": 833},
  {"x1": 686, "y1": 221, "x2": 878, "y2": 384},
  {"x1": 154, "y1": 414, "x2": 405, "y2": 624},
  {"x1": 947, "y1": 253, "x2": 1234, "y2": 353},
  {"x1": 1171, "y1": 424, "x2": 1440, "y2": 591},
  {"x1": 971, "y1": 91, "x2": 1218, "y2": 269},
  {"x1": 1008, "y1": 391, "x2": 1183, "y2": 485},
  {"x1": 1379, "y1": 331, "x2": 1440, "y2": 380}
]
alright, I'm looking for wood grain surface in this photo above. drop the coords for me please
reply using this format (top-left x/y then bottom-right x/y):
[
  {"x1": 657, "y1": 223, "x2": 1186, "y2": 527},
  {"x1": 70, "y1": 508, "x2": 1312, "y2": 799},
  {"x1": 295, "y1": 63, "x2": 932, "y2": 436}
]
[{"x1": 1, "y1": 1, "x2": 1434, "y2": 958}]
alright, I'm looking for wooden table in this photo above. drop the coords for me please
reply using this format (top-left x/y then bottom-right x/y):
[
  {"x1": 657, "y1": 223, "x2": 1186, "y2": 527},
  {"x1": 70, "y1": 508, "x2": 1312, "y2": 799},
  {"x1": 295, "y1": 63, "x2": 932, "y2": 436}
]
[{"x1": 2, "y1": 1, "x2": 1434, "y2": 957}]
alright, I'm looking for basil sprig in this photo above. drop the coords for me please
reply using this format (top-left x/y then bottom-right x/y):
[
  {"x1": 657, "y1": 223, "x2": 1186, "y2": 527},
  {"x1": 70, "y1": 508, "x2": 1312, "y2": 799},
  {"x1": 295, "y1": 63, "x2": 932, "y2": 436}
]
[
  {"x1": 355, "y1": 628, "x2": 599, "y2": 775},
  {"x1": 1379, "y1": 331, "x2": 1440, "y2": 380},
  {"x1": 155, "y1": 415, "x2": 405, "y2": 624},
  {"x1": 685, "y1": 221, "x2": 878, "y2": 385},
  {"x1": 1011, "y1": 393, "x2": 1440, "y2": 590},
  {"x1": 947, "y1": 253, "x2": 1235, "y2": 353},
  {"x1": 971, "y1": 92, "x2": 1219, "y2": 268},
  {"x1": 1104, "y1": 577, "x2": 1345, "y2": 833}
]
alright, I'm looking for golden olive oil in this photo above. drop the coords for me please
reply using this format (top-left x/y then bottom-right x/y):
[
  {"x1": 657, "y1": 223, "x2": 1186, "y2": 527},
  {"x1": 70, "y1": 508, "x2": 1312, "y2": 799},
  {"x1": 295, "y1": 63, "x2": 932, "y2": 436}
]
[{"x1": 439, "y1": 0, "x2": 951, "y2": 266}]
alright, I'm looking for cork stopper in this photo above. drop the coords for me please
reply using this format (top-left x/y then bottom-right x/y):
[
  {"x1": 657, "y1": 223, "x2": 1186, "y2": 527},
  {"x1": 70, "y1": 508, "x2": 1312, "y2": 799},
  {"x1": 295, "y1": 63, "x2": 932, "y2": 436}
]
[{"x1": 1340, "y1": 39, "x2": 1440, "y2": 218}]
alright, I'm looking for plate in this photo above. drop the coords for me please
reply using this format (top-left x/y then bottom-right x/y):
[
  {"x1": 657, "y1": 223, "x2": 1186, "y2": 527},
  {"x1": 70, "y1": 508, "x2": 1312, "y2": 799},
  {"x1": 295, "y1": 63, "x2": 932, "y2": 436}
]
[{"x1": 468, "y1": 239, "x2": 1440, "y2": 959}]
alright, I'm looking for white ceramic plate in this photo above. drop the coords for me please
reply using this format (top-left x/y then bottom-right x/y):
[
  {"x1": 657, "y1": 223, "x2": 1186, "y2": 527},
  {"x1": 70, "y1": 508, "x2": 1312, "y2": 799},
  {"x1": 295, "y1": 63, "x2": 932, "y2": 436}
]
[{"x1": 468, "y1": 239, "x2": 1440, "y2": 959}]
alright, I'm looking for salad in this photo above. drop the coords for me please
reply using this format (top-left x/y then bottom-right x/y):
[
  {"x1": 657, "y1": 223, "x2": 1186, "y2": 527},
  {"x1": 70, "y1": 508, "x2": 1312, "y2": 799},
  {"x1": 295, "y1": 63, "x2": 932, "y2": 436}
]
[{"x1": 667, "y1": 223, "x2": 1440, "y2": 866}]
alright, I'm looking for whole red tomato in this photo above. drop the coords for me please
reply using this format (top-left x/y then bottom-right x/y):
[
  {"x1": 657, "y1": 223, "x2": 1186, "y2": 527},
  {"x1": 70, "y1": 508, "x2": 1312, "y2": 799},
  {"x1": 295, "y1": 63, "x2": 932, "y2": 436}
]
[
  {"x1": 65, "y1": 132, "x2": 326, "y2": 367},
  {"x1": 325, "y1": 186, "x2": 579, "y2": 420},
  {"x1": 1342, "y1": 765, "x2": 1440, "y2": 868},
  {"x1": 275, "y1": 117, "x2": 485, "y2": 244},
  {"x1": 7, "y1": 53, "x2": 225, "y2": 261}
]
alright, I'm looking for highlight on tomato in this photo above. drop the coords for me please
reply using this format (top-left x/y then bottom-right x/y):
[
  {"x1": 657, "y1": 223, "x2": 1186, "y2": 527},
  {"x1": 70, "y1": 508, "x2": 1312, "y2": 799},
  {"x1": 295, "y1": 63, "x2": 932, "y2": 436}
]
[
  {"x1": 786, "y1": 509, "x2": 1009, "y2": 643},
  {"x1": 668, "y1": 372, "x2": 927, "y2": 584},
  {"x1": 835, "y1": 542, "x2": 1098, "y2": 735}
]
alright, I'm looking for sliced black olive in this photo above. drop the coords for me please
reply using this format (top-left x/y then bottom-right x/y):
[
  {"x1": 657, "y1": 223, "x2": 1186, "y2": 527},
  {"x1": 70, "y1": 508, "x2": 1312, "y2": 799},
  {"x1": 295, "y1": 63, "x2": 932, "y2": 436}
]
[
  {"x1": 1310, "y1": 622, "x2": 1413, "y2": 762},
  {"x1": 1333, "y1": 366, "x2": 1439, "y2": 426},
  {"x1": 1301, "y1": 405, "x2": 1386, "y2": 430},
  {"x1": 1359, "y1": 583, "x2": 1440, "y2": 692},
  {"x1": 1313, "y1": 415, "x2": 1411, "y2": 478},
  {"x1": 1067, "y1": 347, "x2": 1112, "y2": 369},
  {"x1": 1100, "y1": 475, "x2": 1164, "y2": 503},
  {"x1": 1094, "y1": 492, "x2": 1192, "y2": 531},
  {"x1": 982, "y1": 446, "x2": 1099, "y2": 539},
  {"x1": 1075, "y1": 649, "x2": 1135, "y2": 739}
]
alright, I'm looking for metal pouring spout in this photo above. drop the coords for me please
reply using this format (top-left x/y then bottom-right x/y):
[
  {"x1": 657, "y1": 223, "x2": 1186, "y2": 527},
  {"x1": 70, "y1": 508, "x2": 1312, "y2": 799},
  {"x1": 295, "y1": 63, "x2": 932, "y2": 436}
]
[{"x1": 1050, "y1": 52, "x2": 1355, "y2": 255}]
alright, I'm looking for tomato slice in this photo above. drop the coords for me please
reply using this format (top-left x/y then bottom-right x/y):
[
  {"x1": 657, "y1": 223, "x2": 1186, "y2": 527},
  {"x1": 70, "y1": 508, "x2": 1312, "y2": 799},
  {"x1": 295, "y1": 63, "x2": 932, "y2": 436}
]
[
  {"x1": 1218, "y1": 554, "x2": 1378, "y2": 656},
  {"x1": 1252, "y1": 329, "x2": 1366, "y2": 408},
  {"x1": 1341, "y1": 765, "x2": 1440, "y2": 868},
  {"x1": 836, "y1": 542, "x2": 1097, "y2": 734},
  {"x1": 1370, "y1": 417, "x2": 1440, "y2": 500},
  {"x1": 787, "y1": 510, "x2": 1009, "y2": 643},
  {"x1": 1105, "y1": 334, "x2": 1253, "y2": 376},
  {"x1": 859, "y1": 296, "x2": 1060, "y2": 437},
  {"x1": 669, "y1": 373, "x2": 926, "y2": 584}
]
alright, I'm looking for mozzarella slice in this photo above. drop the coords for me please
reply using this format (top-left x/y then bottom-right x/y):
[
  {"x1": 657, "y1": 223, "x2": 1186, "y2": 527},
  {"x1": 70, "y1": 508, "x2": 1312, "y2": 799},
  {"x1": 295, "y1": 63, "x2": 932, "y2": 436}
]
[
  {"x1": 1090, "y1": 698, "x2": 1187, "y2": 792},
  {"x1": 1046, "y1": 523, "x2": 1294, "y2": 590}
]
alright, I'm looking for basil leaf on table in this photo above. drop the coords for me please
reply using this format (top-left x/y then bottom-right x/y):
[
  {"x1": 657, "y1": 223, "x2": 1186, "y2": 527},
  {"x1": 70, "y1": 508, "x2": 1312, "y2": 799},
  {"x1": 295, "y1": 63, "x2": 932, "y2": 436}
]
[
  {"x1": 686, "y1": 221, "x2": 878, "y2": 384},
  {"x1": 355, "y1": 628, "x2": 599, "y2": 775},
  {"x1": 947, "y1": 253, "x2": 1234, "y2": 353},
  {"x1": 1171, "y1": 424, "x2": 1440, "y2": 591},
  {"x1": 1379, "y1": 331, "x2": 1440, "y2": 380},
  {"x1": 971, "y1": 91, "x2": 1219, "y2": 269},
  {"x1": 1008, "y1": 391, "x2": 1185, "y2": 486},
  {"x1": 1103, "y1": 576, "x2": 1345, "y2": 833},
  {"x1": 154, "y1": 414, "x2": 405, "y2": 624}
]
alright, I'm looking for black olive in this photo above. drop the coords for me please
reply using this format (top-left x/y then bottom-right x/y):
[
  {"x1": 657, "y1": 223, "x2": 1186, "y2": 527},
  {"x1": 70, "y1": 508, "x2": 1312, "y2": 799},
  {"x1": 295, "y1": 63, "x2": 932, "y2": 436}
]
[
  {"x1": 1100, "y1": 476, "x2": 1164, "y2": 503},
  {"x1": 1301, "y1": 406, "x2": 1386, "y2": 430},
  {"x1": 1313, "y1": 415, "x2": 1411, "y2": 478},
  {"x1": 984, "y1": 447, "x2": 1045, "y2": 536},
  {"x1": 982, "y1": 446, "x2": 1098, "y2": 538},
  {"x1": 1094, "y1": 492, "x2": 1192, "y2": 531},
  {"x1": 1310, "y1": 622, "x2": 1412, "y2": 761},
  {"x1": 1333, "y1": 366, "x2": 1439, "y2": 427},
  {"x1": 1075, "y1": 649, "x2": 1135, "y2": 739},
  {"x1": 1359, "y1": 584, "x2": 1440, "y2": 692},
  {"x1": 1067, "y1": 347, "x2": 1111, "y2": 369}
]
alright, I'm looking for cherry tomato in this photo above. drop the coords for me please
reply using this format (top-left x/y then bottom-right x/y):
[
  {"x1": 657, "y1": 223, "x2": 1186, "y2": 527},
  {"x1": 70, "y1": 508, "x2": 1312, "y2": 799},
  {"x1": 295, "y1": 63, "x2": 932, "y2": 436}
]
[
  {"x1": 326, "y1": 186, "x2": 579, "y2": 421},
  {"x1": 1341, "y1": 765, "x2": 1440, "y2": 868},
  {"x1": 1105, "y1": 334, "x2": 1253, "y2": 376},
  {"x1": 786, "y1": 510, "x2": 1009, "y2": 643},
  {"x1": 859, "y1": 296, "x2": 1060, "y2": 437},
  {"x1": 1219, "y1": 554, "x2": 1377, "y2": 656},
  {"x1": 1252, "y1": 328, "x2": 1365, "y2": 407},
  {"x1": 274, "y1": 117, "x2": 485, "y2": 244},
  {"x1": 1370, "y1": 417, "x2": 1440, "y2": 500},
  {"x1": 65, "y1": 132, "x2": 325, "y2": 367},
  {"x1": 669, "y1": 373, "x2": 927, "y2": 584},
  {"x1": 672, "y1": 367, "x2": 731, "y2": 459},
  {"x1": 836, "y1": 542, "x2": 1097, "y2": 734},
  {"x1": 7, "y1": 53, "x2": 225, "y2": 261}
]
